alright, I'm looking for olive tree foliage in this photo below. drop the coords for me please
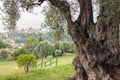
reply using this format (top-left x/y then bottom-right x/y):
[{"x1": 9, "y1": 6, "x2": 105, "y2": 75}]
[
  {"x1": 0, "y1": 0, "x2": 37, "y2": 32},
  {"x1": 12, "y1": 47, "x2": 29, "y2": 60},
  {"x1": 33, "y1": 40, "x2": 53, "y2": 58},
  {"x1": 53, "y1": 41, "x2": 61, "y2": 50},
  {"x1": 16, "y1": 54, "x2": 37, "y2": 74},
  {"x1": 60, "y1": 41, "x2": 71, "y2": 53},
  {"x1": 41, "y1": 0, "x2": 80, "y2": 41},
  {"x1": 55, "y1": 49, "x2": 62, "y2": 56},
  {"x1": 43, "y1": 4, "x2": 67, "y2": 41},
  {"x1": 1, "y1": 0, "x2": 20, "y2": 31},
  {"x1": 24, "y1": 36, "x2": 37, "y2": 53},
  {"x1": 53, "y1": 41, "x2": 76, "y2": 57},
  {"x1": 51, "y1": 41, "x2": 61, "y2": 57},
  {"x1": 98, "y1": 0, "x2": 120, "y2": 24}
]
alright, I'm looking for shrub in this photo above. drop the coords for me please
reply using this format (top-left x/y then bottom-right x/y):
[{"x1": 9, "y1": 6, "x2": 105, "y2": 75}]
[
  {"x1": 51, "y1": 52, "x2": 56, "y2": 57},
  {"x1": 53, "y1": 42, "x2": 61, "y2": 57},
  {"x1": 16, "y1": 54, "x2": 37, "y2": 74},
  {"x1": 12, "y1": 48, "x2": 29, "y2": 60},
  {"x1": 55, "y1": 49, "x2": 62, "y2": 56},
  {"x1": 0, "y1": 50, "x2": 9, "y2": 60},
  {"x1": 6, "y1": 55, "x2": 14, "y2": 61}
]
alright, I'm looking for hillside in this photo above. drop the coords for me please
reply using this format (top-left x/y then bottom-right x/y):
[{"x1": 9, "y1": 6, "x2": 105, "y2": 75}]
[{"x1": 0, "y1": 28, "x2": 72, "y2": 47}]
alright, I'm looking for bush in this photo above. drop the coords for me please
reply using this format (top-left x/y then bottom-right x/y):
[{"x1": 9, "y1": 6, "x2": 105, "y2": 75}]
[
  {"x1": 5, "y1": 75, "x2": 23, "y2": 80},
  {"x1": 0, "y1": 50, "x2": 9, "y2": 60},
  {"x1": 55, "y1": 49, "x2": 62, "y2": 56},
  {"x1": 52, "y1": 42, "x2": 61, "y2": 57},
  {"x1": 6, "y1": 55, "x2": 14, "y2": 61},
  {"x1": 51, "y1": 52, "x2": 56, "y2": 57},
  {"x1": 12, "y1": 48, "x2": 29, "y2": 60},
  {"x1": 16, "y1": 54, "x2": 37, "y2": 74}
]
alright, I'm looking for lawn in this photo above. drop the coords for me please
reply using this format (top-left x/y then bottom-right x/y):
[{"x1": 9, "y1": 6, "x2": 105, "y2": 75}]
[{"x1": 0, "y1": 53, "x2": 76, "y2": 80}]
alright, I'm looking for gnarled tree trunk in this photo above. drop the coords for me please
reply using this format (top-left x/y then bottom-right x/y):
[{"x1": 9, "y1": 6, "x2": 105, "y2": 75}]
[
  {"x1": 67, "y1": 20, "x2": 120, "y2": 80},
  {"x1": 65, "y1": 0, "x2": 120, "y2": 79},
  {"x1": 39, "y1": 0, "x2": 120, "y2": 79}
]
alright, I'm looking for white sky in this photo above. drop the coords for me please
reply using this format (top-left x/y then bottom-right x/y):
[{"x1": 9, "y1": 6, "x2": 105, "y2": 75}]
[{"x1": 16, "y1": 7, "x2": 45, "y2": 30}]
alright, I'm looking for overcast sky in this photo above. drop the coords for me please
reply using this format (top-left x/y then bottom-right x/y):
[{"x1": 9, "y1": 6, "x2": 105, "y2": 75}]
[{"x1": 16, "y1": 7, "x2": 45, "y2": 30}]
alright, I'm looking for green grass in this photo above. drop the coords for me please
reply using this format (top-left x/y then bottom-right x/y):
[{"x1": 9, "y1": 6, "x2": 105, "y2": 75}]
[
  {"x1": 0, "y1": 64, "x2": 75, "y2": 80},
  {"x1": 0, "y1": 53, "x2": 76, "y2": 80},
  {"x1": 0, "y1": 61, "x2": 23, "y2": 75}
]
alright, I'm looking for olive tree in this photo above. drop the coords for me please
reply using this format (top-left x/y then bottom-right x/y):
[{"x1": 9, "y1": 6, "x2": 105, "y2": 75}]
[
  {"x1": 33, "y1": 40, "x2": 53, "y2": 58},
  {"x1": 24, "y1": 36, "x2": 37, "y2": 53},
  {"x1": 60, "y1": 41, "x2": 71, "y2": 53},
  {"x1": 16, "y1": 54, "x2": 37, "y2": 74},
  {"x1": 1, "y1": 0, "x2": 120, "y2": 79}
]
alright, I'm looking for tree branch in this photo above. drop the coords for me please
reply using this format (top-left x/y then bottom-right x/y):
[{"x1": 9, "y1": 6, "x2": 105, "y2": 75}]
[
  {"x1": 48, "y1": 0, "x2": 72, "y2": 23},
  {"x1": 76, "y1": 0, "x2": 93, "y2": 26},
  {"x1": 26, "y1": 1, "x2": 44, "y2": 11}
]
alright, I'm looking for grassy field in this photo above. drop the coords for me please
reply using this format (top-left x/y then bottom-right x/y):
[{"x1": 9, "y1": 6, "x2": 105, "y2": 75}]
[{"x1": 0, "y1": 53, "x2": 76, "y2": 80}]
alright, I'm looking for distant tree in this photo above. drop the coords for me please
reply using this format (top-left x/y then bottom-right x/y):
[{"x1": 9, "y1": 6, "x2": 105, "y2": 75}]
[
  {"x1": 24, "y1": 36, "x2": 37, "y2": 53},
  {"x1": 60, "y1": 41, "x2": 71, "y2": 53},
  {"x1": 33, "y1": 40, "x2": 53, "y2": 58},
  {"x1": 0, "y1": 40, "x2": 7, "y2": 49},
  {"x1": 55, "y1": 49, "x2": 62, "y2": 56},
  {"x1": 16, "y1": 54, "x2": 37, "y2": 74},
  {"x1": 12, "y1": 48, "x2": 29, "y2": 60},
  {"x1": 0, "y1": 50, "x2": 9, "y2": 60},
  {"x1": 44, "y1": 4, "x2": 66, "y2": 41},
  {"x1": 54, "y1": 41, "x2": 61, "y2": 50},
  {"x1": 52, "y1": 42, "x2": 61, "y2": 57},
  {"x1": 38, "y1": 36, "x2": 44, "y2": 42},
  {"x1": 69, "y1": 42, "x2": 76, "y2": 53}
]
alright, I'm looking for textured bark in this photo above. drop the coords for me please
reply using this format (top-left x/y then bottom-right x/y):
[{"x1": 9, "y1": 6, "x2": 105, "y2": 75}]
[{"x1": 38, "y1": 0, "x2": 120, "y2": 80}]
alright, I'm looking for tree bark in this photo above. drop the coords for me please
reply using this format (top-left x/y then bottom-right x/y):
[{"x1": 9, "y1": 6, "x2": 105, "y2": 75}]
[
  {"x1": 66, "y1": 21, "x2": 120, "y2": 80},
  {"x1": 39, "y1": 0, "x2": 120, "y2": 79}
]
